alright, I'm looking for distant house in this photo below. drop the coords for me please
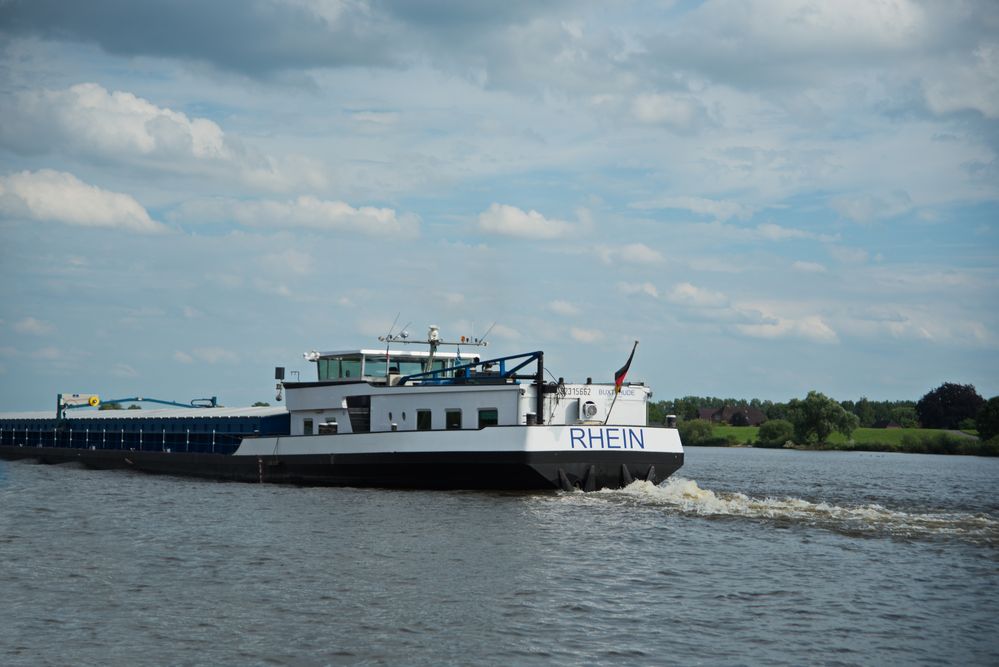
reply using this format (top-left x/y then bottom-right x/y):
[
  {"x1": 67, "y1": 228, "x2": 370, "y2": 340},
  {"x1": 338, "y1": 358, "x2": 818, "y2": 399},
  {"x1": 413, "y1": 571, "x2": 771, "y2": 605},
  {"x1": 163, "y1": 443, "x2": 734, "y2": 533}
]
[{"x1": 698, "y1": 406, "x2": 767, "y2": 427}]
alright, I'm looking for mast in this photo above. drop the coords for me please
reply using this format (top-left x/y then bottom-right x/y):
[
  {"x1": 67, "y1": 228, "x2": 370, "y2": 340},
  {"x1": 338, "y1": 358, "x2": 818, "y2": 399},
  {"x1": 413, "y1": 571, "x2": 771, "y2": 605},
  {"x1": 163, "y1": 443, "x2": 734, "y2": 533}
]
[{"x1": 378, "y1": 325, "x2": 488, "y2": 373}]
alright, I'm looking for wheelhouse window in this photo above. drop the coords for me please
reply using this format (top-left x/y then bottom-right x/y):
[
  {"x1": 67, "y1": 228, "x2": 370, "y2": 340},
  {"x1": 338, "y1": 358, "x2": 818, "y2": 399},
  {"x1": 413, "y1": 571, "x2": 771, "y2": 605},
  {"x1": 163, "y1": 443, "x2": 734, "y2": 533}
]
[
  {"x1": 340, "y1": 358, "x2": 361, "y2": 379},
  {"x1": 445, "y1": 410, "x2": 462, "y2": 430},
  {"x1": 416, "y1": 410, "x2": 432, "y2": 431},
  {"x1": 317, "y1": 356, "x2": 361, "y2": 380},
  {"x1": 317, "y1": 358, "x2": 340, "y2": 380},
  {"x1": 303, "y1": 418, "x2": 314, "y2": 435},
  {"x1": 364, "y1": 356, "x2": 388, "y2": 377},
  {"x1": 478, "y1": 409, "x2": 498, "y2": 428},
  {"x1": 317, "y1": 355, "x2": 456, "y2": 381}
]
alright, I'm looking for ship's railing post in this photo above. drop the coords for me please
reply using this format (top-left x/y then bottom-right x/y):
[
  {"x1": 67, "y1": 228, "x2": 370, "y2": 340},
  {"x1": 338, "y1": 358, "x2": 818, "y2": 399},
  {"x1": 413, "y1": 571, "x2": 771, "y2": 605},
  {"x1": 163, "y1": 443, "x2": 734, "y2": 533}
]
[
  {"x1": 85, "y1": 428, "x2": 89, "y2": 448},
  {"x1": 102, "y1": 428, "x2": 106, "y2": 449},
  {"x1": 139, "y1": 428, "x2": 143, "y2": 451},
  {"x1": 52, "y1": 426, "x2": 56, "y2": 447},
  {"x1": 162, "y1": 428, "x2": 166, "y2": 452},
  {"x1": 212, "y1": 429, "x2": 216, "y2": 454},
  {"x1": 186, "y1": 428, "x2": 190, "y2": 452}
]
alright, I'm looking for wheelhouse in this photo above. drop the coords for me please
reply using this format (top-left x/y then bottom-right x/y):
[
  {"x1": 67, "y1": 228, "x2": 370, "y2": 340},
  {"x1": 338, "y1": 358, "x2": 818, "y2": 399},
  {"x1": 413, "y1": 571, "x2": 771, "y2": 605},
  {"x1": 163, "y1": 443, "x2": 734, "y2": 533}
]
[{"x1": 310, "y1": 349, "x2": 481, "y2": 384}]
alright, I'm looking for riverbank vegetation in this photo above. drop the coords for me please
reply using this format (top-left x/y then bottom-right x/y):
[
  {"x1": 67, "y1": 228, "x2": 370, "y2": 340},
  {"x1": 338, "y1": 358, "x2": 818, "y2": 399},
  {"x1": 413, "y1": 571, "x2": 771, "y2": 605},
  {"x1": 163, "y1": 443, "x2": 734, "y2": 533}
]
[{"x1": 656, "y1": 382, "x2": 999, "y2": 456}]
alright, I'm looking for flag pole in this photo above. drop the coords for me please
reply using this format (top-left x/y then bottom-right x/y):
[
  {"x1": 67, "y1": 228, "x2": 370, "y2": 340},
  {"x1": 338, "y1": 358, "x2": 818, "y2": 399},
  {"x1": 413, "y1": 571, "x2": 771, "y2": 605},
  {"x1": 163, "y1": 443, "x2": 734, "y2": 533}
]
[{"x1": 604, "y1": 340, "x2": 638, "y2": 425}]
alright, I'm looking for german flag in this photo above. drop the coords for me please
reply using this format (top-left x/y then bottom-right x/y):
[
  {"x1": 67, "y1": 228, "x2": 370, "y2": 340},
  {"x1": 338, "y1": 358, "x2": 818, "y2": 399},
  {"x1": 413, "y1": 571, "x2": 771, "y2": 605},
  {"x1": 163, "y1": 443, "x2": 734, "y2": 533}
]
[{"x1": 614, "y1": 341, "x2": 638, "y2": 393}]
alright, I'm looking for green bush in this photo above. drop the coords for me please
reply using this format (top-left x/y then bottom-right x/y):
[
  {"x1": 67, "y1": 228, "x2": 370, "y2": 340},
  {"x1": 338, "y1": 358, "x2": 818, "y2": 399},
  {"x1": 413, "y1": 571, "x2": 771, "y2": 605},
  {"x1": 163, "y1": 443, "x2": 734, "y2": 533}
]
[
  {"x1": 956, "y1": 435, "x2": 999, "y2": 457},
  {"x1": 756, "y1": 419, "x2": 794, "y2": 448},
  {"x1": 899, "y1": 432, "x2": 971, "y2": 455},
  {"x1": 678, "y1": 419, "x2": 715, "y2": 445},
  {"x1": 977, "y1": 397, "x2": 999, "y2": 441}
]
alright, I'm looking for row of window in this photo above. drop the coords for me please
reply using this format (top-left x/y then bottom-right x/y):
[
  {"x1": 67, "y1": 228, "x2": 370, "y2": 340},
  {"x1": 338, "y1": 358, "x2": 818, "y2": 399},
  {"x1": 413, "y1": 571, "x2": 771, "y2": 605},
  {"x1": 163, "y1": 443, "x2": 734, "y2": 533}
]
[
  {"x1": 303, "y1": 407, "x2": 500, "y2": 434},
  {"x1": 317, "y1": 356, "x2": 450, "y2": 381},
  {"x1": 418, "y1": 408, "x2": 498, "y2": 430}
]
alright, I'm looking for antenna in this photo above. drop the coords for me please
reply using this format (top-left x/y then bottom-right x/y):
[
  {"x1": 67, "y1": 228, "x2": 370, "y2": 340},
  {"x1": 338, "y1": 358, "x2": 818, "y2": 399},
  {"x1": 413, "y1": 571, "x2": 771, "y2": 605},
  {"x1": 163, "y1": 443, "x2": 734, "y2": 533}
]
[
  {"x1": 377, "y1": 315, "x2": 413, "y2": 345},
  {"x1": 477, "y1": 321, "x2": 497, "y2": 345},
  {"x1": 384, "y1": 313, "x2": 400, "y2": 340}
]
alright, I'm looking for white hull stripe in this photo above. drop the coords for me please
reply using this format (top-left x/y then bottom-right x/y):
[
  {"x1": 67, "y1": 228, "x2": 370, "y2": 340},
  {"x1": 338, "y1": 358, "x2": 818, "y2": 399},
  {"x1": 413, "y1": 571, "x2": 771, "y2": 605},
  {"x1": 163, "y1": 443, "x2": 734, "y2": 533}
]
[{"x1": 234, "y1": 425, "x2": 683, "y2": 457}]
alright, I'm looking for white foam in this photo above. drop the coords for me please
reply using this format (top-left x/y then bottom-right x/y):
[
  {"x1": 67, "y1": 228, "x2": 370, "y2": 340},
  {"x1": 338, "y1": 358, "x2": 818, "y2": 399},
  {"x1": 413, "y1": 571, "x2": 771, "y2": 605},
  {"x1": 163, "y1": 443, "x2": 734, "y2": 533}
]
[{"x1": 588, "y1": 477, "x2": 999, "y2": 543}]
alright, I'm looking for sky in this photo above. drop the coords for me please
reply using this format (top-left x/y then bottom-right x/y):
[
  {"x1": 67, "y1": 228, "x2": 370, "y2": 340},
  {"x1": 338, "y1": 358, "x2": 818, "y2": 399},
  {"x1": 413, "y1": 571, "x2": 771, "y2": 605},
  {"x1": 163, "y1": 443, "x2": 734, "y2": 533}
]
[{"x1": 0, "y1": 0, "x2": 997, "y2": 411}]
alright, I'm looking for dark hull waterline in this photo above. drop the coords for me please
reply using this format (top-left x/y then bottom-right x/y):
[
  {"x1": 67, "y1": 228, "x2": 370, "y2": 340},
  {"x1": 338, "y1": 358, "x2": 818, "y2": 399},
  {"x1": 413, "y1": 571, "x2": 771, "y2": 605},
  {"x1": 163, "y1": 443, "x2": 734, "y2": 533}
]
[{"x1": 0, "y1": 445, "x2": 683, "y2": 491}]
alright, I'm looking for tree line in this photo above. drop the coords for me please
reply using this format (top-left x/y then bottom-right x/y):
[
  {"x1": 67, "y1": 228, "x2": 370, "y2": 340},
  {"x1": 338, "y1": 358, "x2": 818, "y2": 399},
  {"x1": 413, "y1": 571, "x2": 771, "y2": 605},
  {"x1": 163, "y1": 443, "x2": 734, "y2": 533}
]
[
  {"x1": 649, "y1": 383, "x2": 999, "y2": 456},
  {"x1": 650, "y1": 382, "x2": 992, "y2": 431}
]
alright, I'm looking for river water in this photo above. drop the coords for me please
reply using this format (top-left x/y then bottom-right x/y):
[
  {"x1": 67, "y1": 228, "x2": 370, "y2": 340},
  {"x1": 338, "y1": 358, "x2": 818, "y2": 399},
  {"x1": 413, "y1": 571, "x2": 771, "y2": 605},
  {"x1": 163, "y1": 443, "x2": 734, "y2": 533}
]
[{"x1": 1, "y1": 447, "x2": 997, "y2": 666}]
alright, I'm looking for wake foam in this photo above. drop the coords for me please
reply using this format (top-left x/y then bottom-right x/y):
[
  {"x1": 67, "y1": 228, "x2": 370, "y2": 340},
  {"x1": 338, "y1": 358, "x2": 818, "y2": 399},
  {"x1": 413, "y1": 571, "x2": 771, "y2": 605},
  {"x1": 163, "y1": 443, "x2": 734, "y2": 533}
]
[{"x1": 592, "y1": 478, "x2": 999, "y2": 544}]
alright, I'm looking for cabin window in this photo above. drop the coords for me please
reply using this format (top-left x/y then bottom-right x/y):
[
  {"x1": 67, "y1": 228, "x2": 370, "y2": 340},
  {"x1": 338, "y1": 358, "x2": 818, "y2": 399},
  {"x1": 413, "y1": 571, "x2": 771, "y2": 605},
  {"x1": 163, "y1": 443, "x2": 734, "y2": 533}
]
[
  {"x1": 445, "y1": 409, "x2": 462, "y2": 430},
  {"x1": 478, "y1": 409, "x2": 499, "y2": 428},
  {"x1": 364, "y1": 356, "x2": 388, "y2": 377},
  {"x1": 397, "y1": 360, "x2": 425, "y2": 376},
  {"x1": 318, "y1": 359, "x2": 342, "y2": 381},
  {"x1": 340, "y1": 358, "x2": 361, "y2": 379},
  {"x1": 303, "y1": 418, "x2": 314, "y2": 435},
  {"x1": 416, "y1": 410, "x2": 432, "y2": 431}
]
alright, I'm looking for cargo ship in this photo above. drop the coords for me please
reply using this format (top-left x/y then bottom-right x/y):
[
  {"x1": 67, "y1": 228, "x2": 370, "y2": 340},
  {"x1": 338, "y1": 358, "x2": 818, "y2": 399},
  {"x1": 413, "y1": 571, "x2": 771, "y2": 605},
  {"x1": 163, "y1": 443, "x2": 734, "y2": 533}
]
[{"x1": 0, "y1": 327, "x2": 684, "y2": 490}]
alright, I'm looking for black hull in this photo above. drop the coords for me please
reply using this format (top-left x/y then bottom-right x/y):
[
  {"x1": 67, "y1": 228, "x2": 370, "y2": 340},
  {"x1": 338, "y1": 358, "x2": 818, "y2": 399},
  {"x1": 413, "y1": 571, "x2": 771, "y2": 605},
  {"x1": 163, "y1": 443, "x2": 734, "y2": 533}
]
[{"x1": 0, "y1": 445, "x2": 683, "y2": 491}]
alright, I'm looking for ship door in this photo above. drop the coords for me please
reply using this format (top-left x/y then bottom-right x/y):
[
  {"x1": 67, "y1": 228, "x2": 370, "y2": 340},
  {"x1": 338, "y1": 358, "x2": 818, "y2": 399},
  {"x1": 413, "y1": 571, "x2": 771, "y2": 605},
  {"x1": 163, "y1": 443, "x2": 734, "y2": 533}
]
[{"x1": 346, "y1": 395, "x2": 371, "y2": 433}]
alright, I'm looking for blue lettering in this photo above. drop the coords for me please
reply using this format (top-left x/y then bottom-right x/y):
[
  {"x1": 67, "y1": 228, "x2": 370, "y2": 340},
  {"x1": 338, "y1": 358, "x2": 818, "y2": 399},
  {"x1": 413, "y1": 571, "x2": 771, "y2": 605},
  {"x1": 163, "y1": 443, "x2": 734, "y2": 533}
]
[
  {"x1": 588, "y1": 428, "x2": 605, "y2": 449},
  {"x1": 606, "y1": 427, "x2": 621, "y2": 449},
  {"x1": 569, "y1": 427, "x2": 586, "y2": 449},
  {"x1": 628, "y1": 428, "x2": 645, "y2": 449}
]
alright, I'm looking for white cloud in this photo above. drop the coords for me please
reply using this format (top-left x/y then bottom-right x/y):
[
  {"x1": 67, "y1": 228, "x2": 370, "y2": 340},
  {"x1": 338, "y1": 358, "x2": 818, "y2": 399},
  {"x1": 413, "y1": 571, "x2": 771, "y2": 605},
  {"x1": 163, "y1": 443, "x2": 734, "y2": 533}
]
[
  {"x1": 263, "y1": 249, "x2": 314, "y2": 275},
  {"x1": 631, "y1": 196, "x2": 755, "y2": 222},
  {"x1": 667, "y1": 282, "x2": 729, "y2": 308},
  {"x1": 828, "y1": 245, "x2": 869, "y2": 264},
  {"x1": 0, "y1": 83, "x2": 326, "y2": 191},
  {"x1": 31, "y1": 346, "x2": 62, "y2": 360},
  {"x1": 830, "y1": 191, "x2": 913, "y2": 223},
  {"x1": 755, "y1": 223, "x2": 814, "y2": 241},
  {"x1": 13, "y1": 317, "x2": 54, "y2": 335},
  {"x1": 570, "y1": 327, "x2": 604, "y2": 343},
  {"x1": 173, "y1": 351, "x2": 194, "y2": 364},
  {"x1": 597, "y1": 243, "x2": 664, "y2": 265},
  {"x1": 175, "y1": 197, "x2": 419, "y2": 237},
  {"x1": 0, "y1": 169, "x2": 164, "y2": 233},
  {"x1": 111, "y1": 363, "x2": 138, "y2": 378},
  {"x1": 477, "y1": 203, "x2": 573, "y2": 239},
  {"x1": 488, "y1": 324, "x2": 521, "y2": 340},
  {"x1": 548, "y1": 300, "x2": 580, "y2": 316},
  {"x1": 617, "y1": 282, "x2": 659, "y2": 298},
  {"x1": 924, "y1": 43, "x2": 999, "y2": 119},
  {"x1": 673, "y1": 0, "x2": 929, "y2": 72},
  {"x1": 685, "y1": 220, "x2": 838, "y2": 244},
  {"x1": 192, "y1": 347, "x2": 239, "y2": 364},
  {"x1": 632, "y1": 93, "x2": 706, "y2": 131},
  {"x1": 33, "y1": 82, "x2": 227, "y2": 158},
  {"x1": 736, "y1": 315, "x2": 839, "y2": 344},
  {"x1": 840, "y1": 309, "x2": 993, "y2": 346},
  {"x1": 351, "y1": 111, "x2": 400, "y2": 126},
  {"x1": 791, "y1": 260, "x2": 827, "y2": 273}
]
